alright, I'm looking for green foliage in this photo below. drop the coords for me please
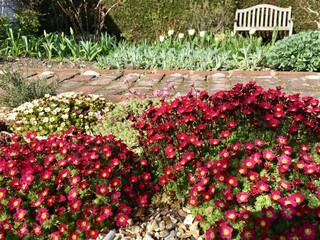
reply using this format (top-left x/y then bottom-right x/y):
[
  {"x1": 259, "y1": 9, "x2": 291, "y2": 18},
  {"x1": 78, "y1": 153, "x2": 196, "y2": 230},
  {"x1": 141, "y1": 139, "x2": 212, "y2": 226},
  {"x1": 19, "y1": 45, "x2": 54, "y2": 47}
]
[
  {"x1": 96, "y1": 32, "x2": 268, "y2": 70},
  {"x1": 93, "y1": 98, "x2": 160, "y2": 150},
  {"x1": 0, "y1": 68, "x2": 60, "y2": 108},
  {"x1": 6, "y1": 92, "x2": 107, "y2": 136},
  {"x1": 265, "y1": 30, "x2": 320, "y2": 71},
  {"x1": 13, "y1": 8, "x2": 40, "y2": 36}
]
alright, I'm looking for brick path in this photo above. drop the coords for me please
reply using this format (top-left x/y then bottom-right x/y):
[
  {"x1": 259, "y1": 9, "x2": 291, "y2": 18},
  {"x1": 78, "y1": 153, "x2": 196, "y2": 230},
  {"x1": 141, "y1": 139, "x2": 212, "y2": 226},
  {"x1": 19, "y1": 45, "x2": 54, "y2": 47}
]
[{"x1": 25, "y1": 68, "x2": 320, "y2": 102}]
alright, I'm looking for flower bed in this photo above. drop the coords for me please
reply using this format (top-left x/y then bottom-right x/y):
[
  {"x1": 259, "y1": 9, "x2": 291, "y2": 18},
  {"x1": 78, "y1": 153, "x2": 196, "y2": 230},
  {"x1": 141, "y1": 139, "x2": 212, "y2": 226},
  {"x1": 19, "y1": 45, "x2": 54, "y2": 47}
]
[
  {"x1": 1, "y1": 82, "x2": 319, "y2": 239},
  {"x1": 134, "y1": 82, "x2": 320, "y2": 239},
  {"x1": 0, "y1": 127, "x2": 157, "y2": 239}
]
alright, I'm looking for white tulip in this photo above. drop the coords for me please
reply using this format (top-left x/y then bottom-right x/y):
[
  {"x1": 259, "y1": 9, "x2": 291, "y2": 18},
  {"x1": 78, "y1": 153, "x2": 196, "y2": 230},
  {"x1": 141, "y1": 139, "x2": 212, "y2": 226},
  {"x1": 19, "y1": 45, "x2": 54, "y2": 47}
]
[
  {"x1": 188, "y1": 29, "x2": 196, "y2": 36},
  {"x1": 249, "y1": 28, "x2": 256, "y2": 35},
  {"x1": 168, "y1": 29, "x2": 174, "y2": 36},
  {"x1": 159, "y1": 35, "x2": 165, "y2": 42},
  {"x1": 199, "y1": 31, "x2": 206, "y2": 37},
  {"x1": 178, "y1": 33, "x2": 184, "y2": 39}
]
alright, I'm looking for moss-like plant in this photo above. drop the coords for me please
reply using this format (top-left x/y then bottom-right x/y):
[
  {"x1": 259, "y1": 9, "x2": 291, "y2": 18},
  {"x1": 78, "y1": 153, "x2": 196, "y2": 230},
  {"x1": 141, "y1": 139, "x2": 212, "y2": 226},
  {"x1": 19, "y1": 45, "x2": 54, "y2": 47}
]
[{"x1": 0, "y1": 68, "x2": 60, "y2": 108}]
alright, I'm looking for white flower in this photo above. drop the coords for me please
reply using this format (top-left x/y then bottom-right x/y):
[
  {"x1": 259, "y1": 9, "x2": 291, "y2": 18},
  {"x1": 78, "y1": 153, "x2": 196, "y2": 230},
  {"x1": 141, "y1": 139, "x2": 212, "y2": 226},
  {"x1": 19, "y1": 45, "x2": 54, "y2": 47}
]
[
  {"x1": 249, "y1": 28, "x2": 256, "y2": 35},
  {"x1": 61, "y1": 122, "x2": 66, "y2": 127},
  {"x1": 44, "y1": 94, "x2": 50, "y2": 98},
  {"x1": 178, "y1": 33, "x2": 184, "y2": 39},
  {"x1": 50, "y1": 117, "x2": 55, "y2": 122},
  {"x1": 64, "y1": 108, "x2": 70, "y2": 113},
  {"x1": 168, "y1": 29, "x2": 174, "y2": 36},
  {"x1": 55, "y1": 107, "x2": 61, "y2": 113},
  {"x1": 79, "y1": 114, "x2": 84, "y2": 119},
  {"x1": 199, "y1": 31, "x2": 206, "y2": 37},
  {"x1": 38, "y1": 107, "x2": 44, "y2": 112},
  {"x1": 43, "y1": 117, "x2": 49, "y2": 123},
  {"x1": 61, "y1": 114, "x2": 69, "y2": 120},
  {"x1": 159, "y1": 35, "x2": 165, "y2": 42},
  {"x1": 188, "y1": 29, "x2": 196, "y2": 36},
  {"x1": 39, "y1": 112, "x2": 44, "y2": 116}
]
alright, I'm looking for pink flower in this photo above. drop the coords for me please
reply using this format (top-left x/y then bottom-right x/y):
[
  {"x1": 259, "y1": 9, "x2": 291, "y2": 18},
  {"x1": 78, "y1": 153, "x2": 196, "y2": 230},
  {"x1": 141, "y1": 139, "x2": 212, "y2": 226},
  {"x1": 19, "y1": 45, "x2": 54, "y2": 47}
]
[
  {"x1": 206, "y1": 226, "x2": 216, "y2": 240},
  {"x1": 8, "y1": 197, "x2": 22, "y2": 210},
  {"x1": 0, "y1": 188, "x2": 6, "y2": 201},
  {"x1": 13, "y1": 208, "x2": 27, "y2": 222},
  {"x1": 96, "y1": 183, "x2": 109, "y2": 196},
  {"x1": 236, "y1": 192, "x2": 249, "y2": 203},
  {"x1": 76, "y1": 218, "x2": 90, "y2": 231},
  {"x1": 219, "y1": 222, "x2": 233, "y2": 239},
  {"x1": 114, "y1": 213, "x2": 129, "y2": 227},
  {"x1": 36, "y1": 208, "x2": 50, "y2": 224},
  {"x1": 17, "y1": 223, "x2": 29, "y2": 237}
]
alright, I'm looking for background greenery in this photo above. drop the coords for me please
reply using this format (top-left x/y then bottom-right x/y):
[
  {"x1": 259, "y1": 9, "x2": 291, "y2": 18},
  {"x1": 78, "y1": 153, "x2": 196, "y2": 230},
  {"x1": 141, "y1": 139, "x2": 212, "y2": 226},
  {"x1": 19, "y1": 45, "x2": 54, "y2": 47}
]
[{"x1": 1, "y1": 0, "x2": 319, "y2": 41}]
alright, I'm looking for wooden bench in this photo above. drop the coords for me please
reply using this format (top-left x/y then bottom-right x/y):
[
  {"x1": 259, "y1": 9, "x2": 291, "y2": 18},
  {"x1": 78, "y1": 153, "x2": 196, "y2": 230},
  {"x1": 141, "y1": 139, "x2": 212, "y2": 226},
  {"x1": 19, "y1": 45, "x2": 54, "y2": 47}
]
[{"x1": 234, "y1": 4, "x2": 293, "y2": 36}]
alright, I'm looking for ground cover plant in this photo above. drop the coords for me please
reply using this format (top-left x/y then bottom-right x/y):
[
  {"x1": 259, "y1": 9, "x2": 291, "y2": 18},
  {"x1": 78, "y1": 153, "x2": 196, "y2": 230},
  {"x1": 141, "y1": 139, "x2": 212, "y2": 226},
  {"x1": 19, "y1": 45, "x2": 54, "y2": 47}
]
[
  {"x1": 265, "y1": 30, "x2": 320, "y2": 71},
  {"x1": 6, "y1": 92, "x2": 108, "y2": 136},
  {"x1": 0, "y1": 68, "x2": 60, "y2": 108},
  {"x1": 134, "y1": 82, "x2": 320, "y2": 239},
  {"x1": 0, "y1": 83, "x2": 319, "y2": 239},
  {"x1": 0, "y1": 127, "x2": 157, "y2": 239}
]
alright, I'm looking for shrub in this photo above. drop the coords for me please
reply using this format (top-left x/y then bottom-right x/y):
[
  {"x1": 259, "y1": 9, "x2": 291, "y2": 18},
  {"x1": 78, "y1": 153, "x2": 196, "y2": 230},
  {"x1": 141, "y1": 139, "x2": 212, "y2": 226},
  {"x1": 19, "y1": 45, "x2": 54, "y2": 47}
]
[
  {"x1": 265, "y1": 30, "x2": 320, "y2": 71},
  {"x1": 93, "y1": 98, "x2": 160, "y2": 150},
  {"x1": 6, "y1": 92, "x2": 108, "y2": 136},
  {"x1": 134, "y1": 82, "x2": 320, "y2": 239},
  {"x1": 0, "y1": 128, "x2": 156, "y2": 239},
  {"x1": 0, "y1": 68, "x2": 60, "y2": 108}
]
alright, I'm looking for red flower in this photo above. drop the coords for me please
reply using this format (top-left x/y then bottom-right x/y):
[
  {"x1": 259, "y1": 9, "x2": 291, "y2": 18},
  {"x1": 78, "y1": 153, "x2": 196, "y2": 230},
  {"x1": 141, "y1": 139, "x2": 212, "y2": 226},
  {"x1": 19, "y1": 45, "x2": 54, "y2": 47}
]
[
  {"x1": 240, "y1": 227, "x2": 255, "y2": 240},
  {"x1": 238, "y1": 209, "x2": 251, "y2": 221},
  {"x1": 269, "y1": 190, "x2": 281, "y2": 202},
  {"x1": 224, "y1": 210, "x2": 237, "y2": 221},
  {"x1": 236, "y1": 192, "x2": 249, "y2": 203},
  {"x1": 36, "y1": 208, "x2": 50, "y2": 224},
  {"x1": 164, "y1": 145, "x2": 175, "y2": 158},
  {"x1": 226, "y1": 175, "x2": 238, "y2": 187},
  {"x1": 100, "y1": 205, "x2": 113, "y2": 218},
  {"x1": 96, "y1": 183, "x2": 109, "y2": 196},
  {"x1": 262, "y1": 206, "x2": 278, "y2": 221},
  {"x1": 0, "y1": 188, "x2": 6, "y2": 201},
  {"x1": 17, "y1": 223, "x2": 29, "y2": 238},
  {"x1": 220, "y1": 130, "x2": 231, "y2": 138},
  {"x1": 76, "y1": 218, "x2": 90, "y2": 231},
  {"x1": 8, "y1": 197, "x2": 22, "y2": 210},
  {"x1": 13, "y1": 208, "x2": 27, "y2": 222},
  {"x1": 114, "y1": 213, "x2": 128, "y2": 227},
  {"x1": 68, "y1": 188, "x2": 79, "y2": 201},
  {"x1": 255, "y1": 216, "x2": 271, "y2": 230},
  {"x1": 110, "y1": 178, "x2": 121, "y2": 188},
  {"x1": 219, "y1": 222, "x2": 233, "y2": 239},
  {"x1": 300, "y1": 222, "x2": 316, "y2": 239},
  {"x1": 117, "y1": 203, "x2": 132, "y2": 215},
  {"x1": 31, "y1": 224, "x2": 42, "y2": 236},
  {"x1": 68, "y1": 199, "x2": 82, "y2": 212},
  {"x1": 187, "y1": 197, "x2": 199, "y2": 207},
  {"x1": 262, "y1": 150, "x2": 275, "y2": 161},
  {"x1": 206, "y1": 226, "x2": 216, "y2": 240},
  {"x1": 68, "y1": 231, "x2": 79, "y2": 240},
  {"x1": 86, "y1": 227, "x2": 99, "y2": 239}
]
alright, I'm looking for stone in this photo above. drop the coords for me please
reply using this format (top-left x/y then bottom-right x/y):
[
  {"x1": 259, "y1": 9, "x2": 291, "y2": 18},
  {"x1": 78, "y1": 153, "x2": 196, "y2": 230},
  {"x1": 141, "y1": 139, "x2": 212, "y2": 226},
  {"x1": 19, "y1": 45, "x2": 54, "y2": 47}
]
[
  {"x1": 159, "y1": 220, "x2": 166, "y2": 231},
  {"x1": 83, "y1": 70, "x2": 100, "y2": 77},
  {"x1": 40, "y1": 71, "x2": 55, "y2": 78},
  {"x1": 305, "y1": 75, "x2": 320, "y2": 80},
  {"x1": 178, "y1": 209, "x2": 187, "y2": 218},
  {"x1": 183, "y1": 215, "x2": 194, "y2": 225},
  {"x1": 165, "y1": 223, "x2": 175, "y2": 230},
  {"x1": 169, "y1": 215, "x2": 178, "y2": 224},
  {"x1": 159, "y1": 230, "x2": 170, "y2": 238},
  {"x1": 211, "y1": 73, "x2": 226, "y2": 78},
  {"x1": 146, "y1": 220, "x2": 159, "y2": 232},
  {"x1": 143, "y1": 234, "x2": 154, "y2": 240},
  {"x1": 101, "y1": 230, "x2": 116, "y2": 240}
]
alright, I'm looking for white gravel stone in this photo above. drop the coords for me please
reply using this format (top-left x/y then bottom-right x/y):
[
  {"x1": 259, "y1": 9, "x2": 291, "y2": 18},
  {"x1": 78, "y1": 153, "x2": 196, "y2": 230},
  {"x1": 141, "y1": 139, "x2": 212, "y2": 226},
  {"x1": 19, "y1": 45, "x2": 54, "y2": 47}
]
[
  {"x1": 40, "y1": 71, "x2": 55, "y2": 77},
  {"x1": 183, "y1": 215, "x2": 194, "y2": 225}
]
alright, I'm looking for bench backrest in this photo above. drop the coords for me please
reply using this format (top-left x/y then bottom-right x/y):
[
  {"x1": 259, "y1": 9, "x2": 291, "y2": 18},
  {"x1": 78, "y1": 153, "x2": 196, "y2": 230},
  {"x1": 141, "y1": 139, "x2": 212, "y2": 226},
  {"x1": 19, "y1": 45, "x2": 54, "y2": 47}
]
[{"x1": 234, "y1": 4, "x2": 293, "y2": 35}]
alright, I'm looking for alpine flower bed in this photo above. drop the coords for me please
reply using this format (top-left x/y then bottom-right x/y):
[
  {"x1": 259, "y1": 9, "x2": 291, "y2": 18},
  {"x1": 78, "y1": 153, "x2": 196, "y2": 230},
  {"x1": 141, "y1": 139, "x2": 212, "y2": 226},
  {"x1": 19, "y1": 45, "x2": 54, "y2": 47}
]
[
  {"x1": 134, "y1": 82, "x2": 320, "y2": 239},
  {"x1": 0, "y1": 127, "x2": 157, "y2": 239}
]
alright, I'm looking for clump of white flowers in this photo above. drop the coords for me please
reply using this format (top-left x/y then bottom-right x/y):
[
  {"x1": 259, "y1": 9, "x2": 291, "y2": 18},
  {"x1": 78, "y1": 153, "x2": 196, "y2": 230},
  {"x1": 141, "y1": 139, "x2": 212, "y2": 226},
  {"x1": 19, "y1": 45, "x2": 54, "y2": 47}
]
[{"x1": 6, "y1": 92, "x2": 110, "y2": 136}]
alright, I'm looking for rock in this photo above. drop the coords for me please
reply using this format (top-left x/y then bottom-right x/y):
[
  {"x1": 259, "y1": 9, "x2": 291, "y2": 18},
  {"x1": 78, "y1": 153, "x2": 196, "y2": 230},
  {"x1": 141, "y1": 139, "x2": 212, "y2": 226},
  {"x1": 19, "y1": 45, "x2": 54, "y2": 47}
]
[
  {"x1": 83, "y1": 70, "x2": 100, "y2": 77},
  {"x1": 146, "y1": 220, "x2": 159, "y2": 233},
  {"x1": 97, "y1": 234, "x2": 107, "y2": 240},
  {"x1": 189, "y1": 222, "x2": 199, "y2": 231},
  {"x1": 211, "y1": 73, "x2": 226, "y2": 78},
  {"x1": 182, "y1": 207, "x2": 191, "y2": 214},
  {"x1": 101, "y1": 230, "x2": 116, "y2": 240},
  {"x1": 166, "y1": 223, "x2": 175, "y2": 230},
  {"x1": 159, "y1": 230, "x2": 170, "y2": 238},
  {"x1": 131, "y1": 226, "x2": 141, "y2": 235},
  {"x1": 305, "y1": 75, "x2": 320, "y2": 80},
  {"x1": 40, "y1": 71, "x2": 55, "y2": 78},
  {"x1": 169, "y1": 215, "x2": 178, "y2": 224},
  {"x1": 178, "y1": 209, "x2": 187, "y2": 218},
  {"x1": 165, "y1": 230, "x2": 177, "y2": 240},
  {"x1": 143, "y1": 233, "x2": 154, "y2": 240},
  {"x1": 183, "y1": 215, "x2": 194, "y2": 225},
  {"x1": 159, "y1": 220, "x2": 166, "y2": 231},
  {"x1": 190, "y1": 229, "x2": 200, "y2": 238}
]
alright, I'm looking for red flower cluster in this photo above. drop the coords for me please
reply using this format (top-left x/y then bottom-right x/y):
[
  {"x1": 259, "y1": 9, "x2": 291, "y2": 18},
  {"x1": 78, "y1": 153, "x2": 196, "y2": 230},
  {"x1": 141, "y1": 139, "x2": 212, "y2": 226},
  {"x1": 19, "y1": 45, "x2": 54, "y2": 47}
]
[
  {"x1": 0, "y1": 127, "x2": 157, "y2": 239},
  {"x1": 135, "y1": 82, "x2": 320, "y2": 239}
]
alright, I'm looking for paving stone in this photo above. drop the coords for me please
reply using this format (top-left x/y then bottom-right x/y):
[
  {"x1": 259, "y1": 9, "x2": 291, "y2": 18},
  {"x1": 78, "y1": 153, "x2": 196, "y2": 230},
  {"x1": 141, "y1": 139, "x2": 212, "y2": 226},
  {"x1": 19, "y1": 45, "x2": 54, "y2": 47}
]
[
  {"x1": 187, "y1": 74, "x2": 206, "y2": 82},
  {"x1": 83, "y1": 70, "x2": 100, "y2": 77},
  {"x1": 87, "y1": 76, "x2": 116, "y2": 86},
  {"x1": 56, "y1": 71, "x2": 80, "y2": 81},
  {"x1": 305, "y1": 75, "x2": 320, "y2": 80},
  {"x1": 72, "y1": 85, "x2": 102, "y2": 94},
  {"x1": 211, "y1": 73, "x2": 226, "y2": 78},
  {"x1": 56, "y1": 81, "x2": 84, "y2": 93},
  {"x1": 71, "y1": 75, "x2": 95, "y2": 82},
  {"x1": 39, "y1": 71, "x2": 56, "y2": 78},
  {"x1": 121, "y1": 74, "x2": 140, "y2": 83}
]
